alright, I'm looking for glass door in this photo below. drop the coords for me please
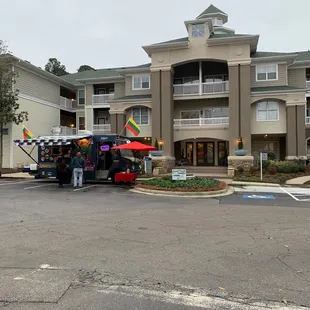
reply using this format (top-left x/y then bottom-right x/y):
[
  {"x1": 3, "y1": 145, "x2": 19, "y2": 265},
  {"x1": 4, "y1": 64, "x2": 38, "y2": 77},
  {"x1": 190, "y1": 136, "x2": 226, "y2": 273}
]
[
  {"x1": 196, "y1": 142, "x2": 214, "y2": 166},
  {"x1": 186, "y1": 142, "x2": 193, "y2": 165}
]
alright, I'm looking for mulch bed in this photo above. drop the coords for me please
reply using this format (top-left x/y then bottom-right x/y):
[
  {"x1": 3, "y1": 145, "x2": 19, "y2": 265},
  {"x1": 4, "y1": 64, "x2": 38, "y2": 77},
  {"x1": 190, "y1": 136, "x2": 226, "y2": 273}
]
[{"x1": 136, "y1": 181, "x2": 227, "y2": 192}]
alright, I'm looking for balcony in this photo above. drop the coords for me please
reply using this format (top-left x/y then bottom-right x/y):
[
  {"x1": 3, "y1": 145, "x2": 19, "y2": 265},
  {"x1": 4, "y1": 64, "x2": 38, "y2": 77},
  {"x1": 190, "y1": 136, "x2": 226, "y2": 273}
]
[
  {"x1": 92, "y1": 94, "x2": 114, "y2": 106},
  {"x1": 307, "y1": 81, "x2": 310, "y2": 91},
  {"x1": 60, "y1": 96, "x2": 76, "y2": 109},
  {"x1": 174, "y1": 117, "x2": 229, "y2": 128},
  {"x1": 93, "y1": 124, "x2": 111, "y2": 133},
  {"x1": 174, "y1": 81, "x2": 229, "y2": 96},
  {"x1": 58, "y1": 126, "x2": 77, "y2": 135}
]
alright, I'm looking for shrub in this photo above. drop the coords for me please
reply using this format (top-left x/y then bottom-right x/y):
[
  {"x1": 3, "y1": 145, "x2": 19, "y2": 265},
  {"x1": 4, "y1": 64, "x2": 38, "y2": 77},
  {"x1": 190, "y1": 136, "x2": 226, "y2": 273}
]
[
  {"x1": 154, "y1": 138, "x2": 159, "y2": 150},
  {"x1": 236, "y1": 166, "x2": 244, "y2": 174},
  {"x1": 267, "y1": 165, "x2": 277, "y2": 174},
  {"x1": 267, "y1": 152, "x2": 276, "y2": 160},
  {"x1": 238, "y1": 137, "x2": 243, "y2": 150}
]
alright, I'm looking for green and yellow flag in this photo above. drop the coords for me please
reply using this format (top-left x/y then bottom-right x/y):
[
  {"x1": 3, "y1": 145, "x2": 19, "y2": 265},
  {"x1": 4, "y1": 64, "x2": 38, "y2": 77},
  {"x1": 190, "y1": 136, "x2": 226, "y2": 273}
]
[
  {"x1": 22, "y1": 125, "x2": 34, "y2": 140},
  {"x1": 125, "y1": 117, "x2": 141, "y2": 136}
]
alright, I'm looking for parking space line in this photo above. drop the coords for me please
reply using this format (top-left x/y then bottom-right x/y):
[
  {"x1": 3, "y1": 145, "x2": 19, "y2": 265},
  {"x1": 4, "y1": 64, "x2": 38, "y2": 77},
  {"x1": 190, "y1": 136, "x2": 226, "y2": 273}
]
[
  {"x1": 280, "y1": 187, "x2": 300, "y2": 201},
  {"x1": 73, "y1": 185, "x2": 97, "y2": 192},
  {"x1": 24, "y1": 184, "x2": 54, "y2": 190},
  {"x1": 0, "y1": 180, "x2": 35, "y2": 186}
]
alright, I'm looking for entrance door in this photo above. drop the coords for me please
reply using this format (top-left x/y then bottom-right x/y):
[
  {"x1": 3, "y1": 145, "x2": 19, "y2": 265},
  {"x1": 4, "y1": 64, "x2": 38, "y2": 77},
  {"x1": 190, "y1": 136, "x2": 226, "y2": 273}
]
[
  {"x1": 196, "y1": 142, "x2": 214, "y2": 166},
  {"x1": 186, "y1": 142, "x2": 193, "y2": 165}
]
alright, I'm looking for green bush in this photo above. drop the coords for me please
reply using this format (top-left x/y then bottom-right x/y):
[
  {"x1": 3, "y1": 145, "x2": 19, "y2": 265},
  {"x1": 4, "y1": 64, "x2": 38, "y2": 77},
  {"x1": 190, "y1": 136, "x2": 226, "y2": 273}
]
[
  {"x1": 141, "y1": 176, "x2": 220, "y2": 189},
  {"x1": 267, "y1": 152, "x2": 276, "y2": 160},
  {"x1": 266, "y1": 160, "x2": 303, "y2": 174}
]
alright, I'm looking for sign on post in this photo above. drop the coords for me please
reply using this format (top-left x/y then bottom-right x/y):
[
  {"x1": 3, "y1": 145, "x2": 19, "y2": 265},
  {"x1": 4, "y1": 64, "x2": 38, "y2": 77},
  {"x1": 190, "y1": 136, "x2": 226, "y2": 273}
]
[
  {"x1": 172, "y1": 169, "x2": 187, "y2": 181},
  {"x1": 260, "y1": 152, "x2": 268, "y2": 181}
]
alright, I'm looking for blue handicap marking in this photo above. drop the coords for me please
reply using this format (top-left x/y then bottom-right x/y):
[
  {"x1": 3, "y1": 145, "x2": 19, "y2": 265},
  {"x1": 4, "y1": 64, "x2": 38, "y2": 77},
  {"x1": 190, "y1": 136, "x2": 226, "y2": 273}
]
[{"x1": 243, "y1": 194, "x2": 275, "y2": 200}]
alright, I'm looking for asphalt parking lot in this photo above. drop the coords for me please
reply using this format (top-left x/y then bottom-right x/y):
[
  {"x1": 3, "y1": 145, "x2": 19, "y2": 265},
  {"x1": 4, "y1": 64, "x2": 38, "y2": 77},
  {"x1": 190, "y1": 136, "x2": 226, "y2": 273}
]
[{"x1": 0, "y1": 178, "x2": 310, "y2": 309}]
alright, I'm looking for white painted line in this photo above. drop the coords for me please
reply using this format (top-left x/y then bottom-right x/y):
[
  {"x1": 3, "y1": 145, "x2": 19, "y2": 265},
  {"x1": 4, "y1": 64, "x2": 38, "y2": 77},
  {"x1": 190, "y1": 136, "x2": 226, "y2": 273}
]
[
  {"x1": 280, "y1": 187, "x2": 300, "y2": 201},
  {"x1": 73, "y1": 185, "x2": 97, "y2": 192},
  {"x1": 24, "y1": 184, "x2": 54, "y2": 190},
  {"x1": 0, "y1": 180, "x2": 35, "y2": 186}
]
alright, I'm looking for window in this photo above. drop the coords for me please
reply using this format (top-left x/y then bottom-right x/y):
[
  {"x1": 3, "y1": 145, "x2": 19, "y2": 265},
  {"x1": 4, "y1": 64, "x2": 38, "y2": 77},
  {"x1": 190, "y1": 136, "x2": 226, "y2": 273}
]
[
  {"x1": 191, "y1": 23, "x2": 205, "y2": 37},
  {"x1": 211, "y1": 17, "x2": 223, "y2": 26},
  {"x1": 256, "y1": 64, "x2": 278, "y2": 81},
  {"x1": 257, "y1": 101, "x2": 279, "y2": 121},
  {"x1": 78, "y1": 117, "x2": 85, "y2": 130},
  {"x1": 181, "y1": 111, "x2": 200, "y2": 119},
  {"x1": 132, "y1": 107, "x2": 149, "y2": 125},
  {"x1": 78, "y1": 89, "x2": 85, "y2": 105},
  {"x1": 132, "y1": 75, "x2": 150, "y2": 90}
]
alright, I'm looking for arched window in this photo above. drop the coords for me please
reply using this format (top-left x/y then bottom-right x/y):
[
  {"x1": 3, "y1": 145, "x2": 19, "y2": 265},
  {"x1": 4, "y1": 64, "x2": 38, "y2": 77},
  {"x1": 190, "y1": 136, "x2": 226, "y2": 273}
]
[{"x1": 257, "y1": 101, "x2": 279, "y2": 121}]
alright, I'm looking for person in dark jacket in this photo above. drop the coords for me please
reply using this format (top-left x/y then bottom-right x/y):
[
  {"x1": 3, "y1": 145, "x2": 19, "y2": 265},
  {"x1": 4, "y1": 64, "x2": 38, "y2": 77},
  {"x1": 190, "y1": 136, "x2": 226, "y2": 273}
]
[
  {"x1": 71, "y1": 152, "x2": 85, "y2": 188},
  {"x1": 58, "y1": 159, "x2": 67, "y2": 188}
]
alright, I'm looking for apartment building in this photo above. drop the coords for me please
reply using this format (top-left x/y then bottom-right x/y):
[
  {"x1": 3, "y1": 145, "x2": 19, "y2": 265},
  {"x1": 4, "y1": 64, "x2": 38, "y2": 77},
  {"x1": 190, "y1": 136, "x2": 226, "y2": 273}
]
[{"x1": 3, "y1": 4, "x2": 310, "y2": 168}]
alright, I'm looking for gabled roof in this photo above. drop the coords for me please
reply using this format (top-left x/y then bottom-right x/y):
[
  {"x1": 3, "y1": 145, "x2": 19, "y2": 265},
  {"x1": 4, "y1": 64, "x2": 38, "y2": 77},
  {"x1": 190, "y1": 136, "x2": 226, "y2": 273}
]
[
  {"x1": 150, "y1": 37, "x2": 189, "y2": 46},
  {"x1": 197, "y1": 4, "x2": 227, "y2": 19},
  {"x1": 295, "y1": 51, "x2": 310, "y2": 62},
  {"x1": 61, "y1": 63, "x2": 150, "y2": 84}
]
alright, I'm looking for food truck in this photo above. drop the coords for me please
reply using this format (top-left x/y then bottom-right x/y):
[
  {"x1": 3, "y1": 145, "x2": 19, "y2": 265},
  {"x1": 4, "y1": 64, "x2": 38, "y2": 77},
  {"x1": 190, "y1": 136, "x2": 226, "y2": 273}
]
[{"x1": 14, "y1": 132, "x2": 140, "y2": 183}]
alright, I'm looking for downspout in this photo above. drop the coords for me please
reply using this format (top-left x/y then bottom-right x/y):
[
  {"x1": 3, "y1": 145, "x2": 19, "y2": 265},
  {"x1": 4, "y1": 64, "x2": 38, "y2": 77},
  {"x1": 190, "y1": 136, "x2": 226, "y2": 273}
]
[
  {"x1": 238, "y1": 64, "x2": 241, "y2": 137},
  {"x1": 159, "y1": 70, "x2": 162, "y2": 140}
]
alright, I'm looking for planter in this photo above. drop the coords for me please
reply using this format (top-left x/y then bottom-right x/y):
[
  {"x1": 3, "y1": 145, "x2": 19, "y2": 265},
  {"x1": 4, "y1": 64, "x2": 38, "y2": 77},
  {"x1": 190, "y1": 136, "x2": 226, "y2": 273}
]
[
  {"x1": 233, "y1": 149, "x2": 249, "y2": 156},
  {"x1": 150, "y1": 151, "x2": 164, "y2": 157}
]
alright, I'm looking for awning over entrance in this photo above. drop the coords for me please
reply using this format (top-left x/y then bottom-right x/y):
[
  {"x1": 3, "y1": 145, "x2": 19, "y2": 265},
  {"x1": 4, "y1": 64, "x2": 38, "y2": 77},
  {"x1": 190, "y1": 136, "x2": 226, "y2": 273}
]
[{"x1": 14, "y1": 134, "x2": 93, "y2": 146}]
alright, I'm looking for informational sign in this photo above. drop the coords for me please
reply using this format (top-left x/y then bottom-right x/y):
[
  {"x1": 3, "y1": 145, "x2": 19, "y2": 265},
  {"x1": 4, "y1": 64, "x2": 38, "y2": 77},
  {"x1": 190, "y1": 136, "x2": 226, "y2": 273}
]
[
  {"x1": 243, "y1": 194, "x2": 275, "y2": 200},
  {"x1": 2, "y1": 128, "x2": 8, "y2": 135},
  {"x1": 100, "y1": 145, "x2": 110, "y2": 152},
  {"x1": 172, "y1": 169, "x2": 186, "y2": 181},
  {"x1": 261, "y1": 153, "x2": 268, "y2": 161}
]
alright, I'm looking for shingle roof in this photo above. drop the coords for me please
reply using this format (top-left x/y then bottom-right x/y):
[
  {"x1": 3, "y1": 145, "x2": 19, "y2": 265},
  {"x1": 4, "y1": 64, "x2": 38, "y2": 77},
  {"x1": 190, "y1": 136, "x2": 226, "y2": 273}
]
[
  {"x1": 295, "y1": 51, "x2": 310, "y2": 62},
  {"x1": 150, "y1": 37, "x2": 189, "y2": 46},
  {"x1": 251, "y1": 86, "x2": 305, "y2": 93},
  {"x1": 197, "y1": 5, "x2": 227, "y2": 19},
  {"x1": 61, "y1": 63, "x2": 151, "y2": 84},
  {"x1": 251, "y1": 51, "x2": 297, "y2": 58},
  {"x1": 209, "y1": 33, "x2": 253, "y2": 39},
  {"x1": 115, "y1": 94, "x2": 152, "y2": 101}
]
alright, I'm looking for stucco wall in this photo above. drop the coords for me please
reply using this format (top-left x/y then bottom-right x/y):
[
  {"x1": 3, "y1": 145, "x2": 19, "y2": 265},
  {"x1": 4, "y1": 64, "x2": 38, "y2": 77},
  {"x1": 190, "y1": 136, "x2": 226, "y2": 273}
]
[{"x1": 251, "y1": 101, "x2": 286, "y2": 134}]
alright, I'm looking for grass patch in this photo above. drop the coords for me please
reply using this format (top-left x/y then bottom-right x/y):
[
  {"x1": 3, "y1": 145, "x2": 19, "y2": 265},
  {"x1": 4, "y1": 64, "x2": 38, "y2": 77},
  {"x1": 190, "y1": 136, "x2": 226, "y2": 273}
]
[{"x1": 137, "y1": 176, "x2": 226, "y2": 192}]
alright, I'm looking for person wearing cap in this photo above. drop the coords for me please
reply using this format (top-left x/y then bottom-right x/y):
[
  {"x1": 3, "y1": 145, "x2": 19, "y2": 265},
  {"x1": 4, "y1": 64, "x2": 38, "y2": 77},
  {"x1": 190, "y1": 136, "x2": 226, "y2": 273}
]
[{"x1": 71, "y1": 151, "x2": 85, "y2": 188}]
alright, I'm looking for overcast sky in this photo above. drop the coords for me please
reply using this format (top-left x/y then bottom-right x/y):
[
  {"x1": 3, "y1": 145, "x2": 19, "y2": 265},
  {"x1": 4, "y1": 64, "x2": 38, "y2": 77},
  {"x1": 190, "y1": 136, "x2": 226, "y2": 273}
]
[{"x1": 1, "y1": 0, "x2": 309, "y2": 73}]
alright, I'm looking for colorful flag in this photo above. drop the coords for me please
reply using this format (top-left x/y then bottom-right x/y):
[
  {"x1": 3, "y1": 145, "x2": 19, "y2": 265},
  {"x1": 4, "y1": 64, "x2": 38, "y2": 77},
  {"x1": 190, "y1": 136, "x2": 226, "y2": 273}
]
[
  {"x1": 22, "y1": 125, "x2": 34, "y2": 140},
  {"x1": 125, "y1": 118, "x2": 140, "y2": 136}
]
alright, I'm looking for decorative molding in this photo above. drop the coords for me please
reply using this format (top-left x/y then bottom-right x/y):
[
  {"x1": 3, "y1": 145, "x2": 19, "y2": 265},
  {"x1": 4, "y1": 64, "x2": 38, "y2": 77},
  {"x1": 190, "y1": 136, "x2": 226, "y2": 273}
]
[
  {"x1": 286, "y1": 102, "x2": 306, "y2": 107},
  {"x1": 228, "y1": 59, "x2": 251, "y2": 66}
]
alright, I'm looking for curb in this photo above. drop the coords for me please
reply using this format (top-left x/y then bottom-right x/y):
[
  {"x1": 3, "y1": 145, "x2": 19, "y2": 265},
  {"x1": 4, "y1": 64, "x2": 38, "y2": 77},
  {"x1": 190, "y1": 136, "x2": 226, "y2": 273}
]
[
  {"x1": 130, "y1": 186, "x2": 234, "y2": 198},
  {"x1": 232, "y1": 181, "x2": 280, "y2": 187}
]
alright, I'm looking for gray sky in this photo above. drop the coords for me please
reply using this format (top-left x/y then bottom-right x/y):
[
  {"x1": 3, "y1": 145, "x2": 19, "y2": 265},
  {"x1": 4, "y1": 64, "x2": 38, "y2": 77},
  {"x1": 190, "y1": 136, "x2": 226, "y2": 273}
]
[{"x1": 1, "y1": 0, "x2": 309, "y2": 73}]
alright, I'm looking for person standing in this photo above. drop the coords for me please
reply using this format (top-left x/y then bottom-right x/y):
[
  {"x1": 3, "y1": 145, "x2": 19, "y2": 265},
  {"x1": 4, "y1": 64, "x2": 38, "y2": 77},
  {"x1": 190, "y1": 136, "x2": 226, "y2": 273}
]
[
  {"x1": 58, "y1": 159, "x2": 67, "y2": 188},
  {"x1": 71, "y1": 151, "x2": 85, "y2": 188}
]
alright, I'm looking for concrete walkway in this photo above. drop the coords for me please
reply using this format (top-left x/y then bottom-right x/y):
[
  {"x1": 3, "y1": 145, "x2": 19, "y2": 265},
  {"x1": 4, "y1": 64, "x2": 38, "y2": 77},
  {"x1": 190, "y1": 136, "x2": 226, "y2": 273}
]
[
  {"x1": 286, "y1": 175, "x2": 310, "y2": 185},
  {"x1": 1, "y1": 172, "x2": 34, "y2": 179}
]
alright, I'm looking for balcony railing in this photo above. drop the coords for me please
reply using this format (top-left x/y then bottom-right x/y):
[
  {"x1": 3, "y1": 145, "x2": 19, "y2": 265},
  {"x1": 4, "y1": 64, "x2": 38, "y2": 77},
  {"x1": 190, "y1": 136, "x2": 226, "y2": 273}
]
[
  {"x1": 60, "y1": 96, "x2": 76, "y2": 109},
  {"x1": 59, "y1": 126, "x2": 77, "y2": 135},
  {"x1": 92, "y1": 94, "x2": 115, "y2": 105},
  {"x1": 174, "y1": 117, "x2": 229, "y2": 128},
  {"x1": 93, "y1": 124, "x2": 111, "y2": 132},
  {"x1": 306, "y1": 117, "x2": 310, "y2": 125},
  {"x1": 307, "y1": 81, "x2": 310, "y2": 91},
  {"x1": 173, "y1": 81, "x2": 229, "y2": 96}
]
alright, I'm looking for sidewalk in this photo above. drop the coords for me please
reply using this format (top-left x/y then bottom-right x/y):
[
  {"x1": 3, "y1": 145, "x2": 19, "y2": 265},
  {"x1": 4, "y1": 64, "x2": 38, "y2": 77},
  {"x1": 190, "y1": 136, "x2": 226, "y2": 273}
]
[
  {"x1": 1, "y1": 172, "x2": 34, "y2": 179},
  {"x1": 286, "y1": 175, "x2": 310, "y2": 185}
]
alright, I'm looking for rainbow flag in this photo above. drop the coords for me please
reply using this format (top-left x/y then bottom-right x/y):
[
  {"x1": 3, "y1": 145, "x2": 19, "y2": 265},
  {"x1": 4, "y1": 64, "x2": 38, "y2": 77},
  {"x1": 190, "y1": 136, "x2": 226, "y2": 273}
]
[
  {"x1": 125, "y1": 117, "x2": 140, "y2": 136},
  {"x1": 22, "y1": 125, "x2": 34, "y2": 140}
]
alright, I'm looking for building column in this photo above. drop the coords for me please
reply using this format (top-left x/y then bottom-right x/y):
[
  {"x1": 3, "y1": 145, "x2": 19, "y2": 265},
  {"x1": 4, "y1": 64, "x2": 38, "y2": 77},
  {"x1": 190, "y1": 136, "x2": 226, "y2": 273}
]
[
  {"x1": 151, "y1": 68, "x2": 174, "y2": 157},
  {"x1": 286, "y1": 104, "x2": 306, "y2": 159},
  {"x1": 110, "y1": 113, "x2": 126, "y2": 135},
  {"x1": 151, "y1": 71, "x2": 161, "y2": 145},
  {"x1": 85, "y1": 84, "x2": 93, "y2": 131},
  {"x1": 228, "y1": 62, "x2": 252, "y2": 155}
]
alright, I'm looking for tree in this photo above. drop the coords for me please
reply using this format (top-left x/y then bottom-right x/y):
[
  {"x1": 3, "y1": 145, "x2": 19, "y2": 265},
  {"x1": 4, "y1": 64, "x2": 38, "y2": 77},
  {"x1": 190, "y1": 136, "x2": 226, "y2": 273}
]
[
  {"x1": 0, "y1": 41, "x2": 28, "y2": 176},
  {"x1": 77, "y1": 65, "x2": 95, "y2": 72},
  {"x1": 45, "y1": 58, "x2": 68, "y2": 76}
]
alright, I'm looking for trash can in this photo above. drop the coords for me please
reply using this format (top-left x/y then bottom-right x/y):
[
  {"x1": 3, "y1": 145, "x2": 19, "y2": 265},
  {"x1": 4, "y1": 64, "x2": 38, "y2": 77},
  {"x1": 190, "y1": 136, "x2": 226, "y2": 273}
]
[{"x1": 144, "y1": 157, "x2": 152, "y2": 174}]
